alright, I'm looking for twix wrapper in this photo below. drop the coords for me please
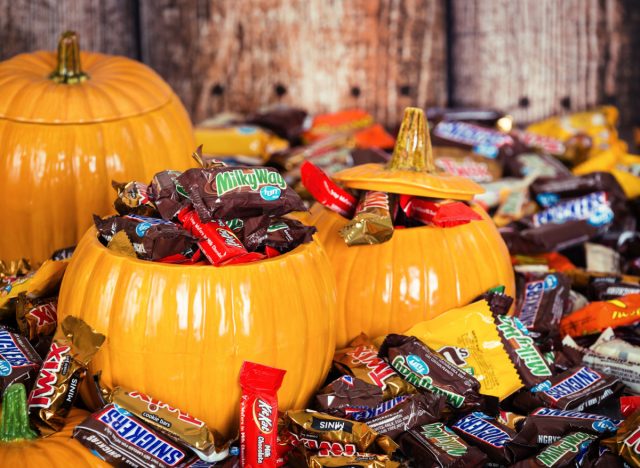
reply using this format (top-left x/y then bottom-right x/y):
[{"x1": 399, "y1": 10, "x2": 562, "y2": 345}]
[
  {"x1": 28, "y1": 316, "x2": 105, "y2": 433},
  {"x1": 334, "y1": 334, "x2": 415, "y2": 400},
  {"x1": 104, "y1": 386, "x2": 228, "y2": 462},
  {"x1": 239, "y1": 361, "x2": 286, "y2": 468},
  {"x1": 340, "y1": 191, "x2": 394, "y2": 246},
  {"x1": 16, "y1": 293, "x2": 57, "y2": 341}
]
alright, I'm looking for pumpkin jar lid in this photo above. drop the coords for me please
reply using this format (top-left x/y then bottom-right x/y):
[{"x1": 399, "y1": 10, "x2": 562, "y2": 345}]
[
  {"x1": 332, "y1": 107, "x2": 484, "y2": 200},
  {"x1": 0, "y1": 31, "x2": 175, "y2": 124}
]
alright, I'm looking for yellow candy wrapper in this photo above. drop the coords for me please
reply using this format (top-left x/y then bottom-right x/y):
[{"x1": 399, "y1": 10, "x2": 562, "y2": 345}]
[
  {"x1": 404, "y1": 300, "x2": 523, "y2": 400},
  {"x1": 195, "y1": 124, "x2": 289, "y2": 164},
  {"x1": 573, "y1": 150, "x2": 640, "y2": 198},
  {"x1": 0, "y1": 260, "x2": 67, "y2": 311},
  {"x1": 526, "y1": 106, "x2": 624, "y2": 159}
]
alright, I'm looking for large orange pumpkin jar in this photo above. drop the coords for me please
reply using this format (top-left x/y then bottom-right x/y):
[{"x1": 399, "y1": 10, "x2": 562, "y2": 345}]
[
  {"x1": 57, "y1": 228, "x2": 337, "y2": 438},
  {"x1": 0, "y1": 31, "x2": 195, "y2": 264},
  {"x1": 309, "y1": 107, "x2": 515, "y2": 348}
]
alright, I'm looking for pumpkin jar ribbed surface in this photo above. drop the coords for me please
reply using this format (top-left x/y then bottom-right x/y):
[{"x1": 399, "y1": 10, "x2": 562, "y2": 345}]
[
  {"x1": 309, "y1": 204, "x2": 515, "y2": 348},
  {"x1": 58, "y1": 229, "x2": 337, "y2": 438},
  {"x1": 0, "y1": 408, "x2": 108, "y2": 467},
  {"x1": 0, "y1": 32, "x2": 195, "y2": 263}
]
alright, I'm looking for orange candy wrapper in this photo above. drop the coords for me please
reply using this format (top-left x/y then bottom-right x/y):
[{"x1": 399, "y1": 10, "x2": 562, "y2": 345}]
[{"x1": 560, "y1": 294, "x2": 640, "y2": 337}]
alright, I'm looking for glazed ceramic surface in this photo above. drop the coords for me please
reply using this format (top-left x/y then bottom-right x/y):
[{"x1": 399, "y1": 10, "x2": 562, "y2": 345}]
[
  {"x1": 309, "y1": 203, "x2": 515, "y2": 348},
  {"x1": 0, "y1": 34, "x2": 195, "y2": 263},
  {"x1": 58, "y1": 229, "x2": 337, "y2": 438},
  {"x1": 0, "y1": 408, "x2": 108, "y2": 467}
]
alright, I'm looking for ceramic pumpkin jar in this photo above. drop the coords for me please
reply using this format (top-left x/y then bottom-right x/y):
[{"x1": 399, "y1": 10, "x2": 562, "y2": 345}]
[
  {"x1": 0, "y1": 384, "x2": 106, "y2": 467},
  {"x1": 57, "y1": 228, "x2": 337, "y2": 438},
  {"x1": 309, "y1": 107, "x2": 515, "y2": 348},
  {"x1": 0, "y1": 31, "x2": 195, "y2": 264}
]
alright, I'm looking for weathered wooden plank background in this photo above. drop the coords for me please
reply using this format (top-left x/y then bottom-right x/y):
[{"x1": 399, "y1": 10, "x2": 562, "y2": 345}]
[{"x1": 1, "y1": 0, "x2": 638, "y2": 128}]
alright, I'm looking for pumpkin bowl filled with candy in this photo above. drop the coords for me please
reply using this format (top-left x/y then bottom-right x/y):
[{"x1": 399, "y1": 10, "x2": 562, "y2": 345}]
[
  {"x1": 57, "y1": 154, "x2": 337, "y2": 438},
  {"x1": 306, "y1": 107, "x2": 515, "y2": 347},
  {"x1": 0, "y1": 31, "x2": 195, "y2": 264}
]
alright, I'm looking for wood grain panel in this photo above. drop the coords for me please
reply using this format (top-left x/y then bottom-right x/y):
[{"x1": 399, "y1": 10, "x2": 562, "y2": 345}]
[
  {"x1": 450, "y1": 0, "x2": 640, "y2": 126},
  {"x1": 0, "y1": 0, "x2": 138, "y2": 59},
  {"x1": 139, "y1": 0, "x2": 447, "y2": 127}
]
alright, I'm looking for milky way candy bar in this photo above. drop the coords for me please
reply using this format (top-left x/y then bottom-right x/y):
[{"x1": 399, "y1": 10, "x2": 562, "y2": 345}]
[
  {"x1": 397, "y1": 422, "x2": 487, "y2": 467},
  {"x1": 379, "y1": 334, "x2": 486, "y2": 412},
  {"x1": 178, "y1": 166, "x2": 306, "y2": 222}
]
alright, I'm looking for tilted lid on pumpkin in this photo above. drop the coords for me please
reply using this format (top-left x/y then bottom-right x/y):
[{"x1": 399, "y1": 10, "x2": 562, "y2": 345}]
[
  {"x1": 0, "y1": 31, "x2": 175, "y2": 124},
  {"x1": 332, "y1": 107, "x2": 484, "y2": 200}
]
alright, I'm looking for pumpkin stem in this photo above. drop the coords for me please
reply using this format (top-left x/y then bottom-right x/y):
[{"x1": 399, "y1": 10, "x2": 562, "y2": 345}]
[
  {"x1": 49, "y1": 31, "x2": 89, "y2": 84},
  {"x1": 387, "y1": 107, "x2": 436, "y2": 173},
  {"x1": 0, "y1": 383, "x2": 38, "y2": 442}
]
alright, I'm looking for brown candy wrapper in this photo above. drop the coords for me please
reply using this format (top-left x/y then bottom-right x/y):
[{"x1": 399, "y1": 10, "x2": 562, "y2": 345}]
[
  {"x1": 177, "y1": 166, "x2": 305, "y2": 222},
  {"x1": 233, "y1": 216, "x2": 316, "y2": 254},
  {"x1": 16, "y1": 294, "x2": 57, "y2": 341},
  {"x1": 397, "y1": 422, "x2": 488, "y2": 467},
  {"x1": 315, "y1": 375, "x2": 384, "y2": 418},
  {"x1": 112, "y1": 180, "x2": 158, "y2": 217},
  {"x1": 147, "y1": 170, "x2": 191, "y2": 220},
  {"x1": 340, "y1": 191, "x2": 395, "y2": 246},
  {"x1": 333, "y1": 334, "x2": 416, "y2": 400},
  {"x1": 103, "y1": 386, "x2": 228, "y2": 461},
  {"x1": 603, "y1": 409, "x2": 640, "y2": 467},
  {"x1": 28, "y1": 316, "x2": 105, "y2": 433},
  {"x1": 511, "y1": 432, "x2": 598, "y2": 468},
  {"x1": 288, "y1": 449, "x2": 398, "y2": 468},
  {"x1": 379, "y1": 334, "x2": 488, "y2": 412},
  {"x1": 285, "y1": 409, "x2": 378, "y2": 456}
]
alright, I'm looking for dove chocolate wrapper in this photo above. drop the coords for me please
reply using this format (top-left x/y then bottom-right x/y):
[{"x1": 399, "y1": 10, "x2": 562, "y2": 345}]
[
  {"x1": 333, "y1": 333, "x2": 415, "y2": 400},
  {"x1": 378, "y1": 334, "x2": 489, "y2": 412},
  {"x1": 0, "y1": 326, "x2": 42, "y2": 394},
  {"x1": 511, "y1": 432, "x2": 598, "y2": 468},
  {"x1": 357, "y1": 393, "x2": 445, "y2": 438},
  {"x1": 28, "y1": 316, "x2": 105, "y2": 433},
  {"x1": 73, "y1": 403, "x2": 193, "y2": 467},
  {"x1": 94, "y1": 213, "x2": 195, "y2": 261},
  {"x1": 451, "y1": 411, "x2": 530, "y2": 465},
  {"x1": 511, "y1": 408, "x2": 620, "y2": 450},
  {"x1": 103, "y1": 386, "x2": 228, "y2": 461},
  {"x1": 239, "y1": 361, "x2": 286, "y2": 468},
  {"x1": 177, "y1": 166, "x2": 305, "y2": 222},
  {"x1": 397, "y1": 422, "x2": 488, "y2": 468},
  {"x1": 285, "y1": 410, "x2": 378, "y2": 456},
  {"x1": 513, "y1": 366, "x2": 623, "y2": 413},
  {"x1": 340, "y1": 191, "x2": 394, "y2": 246}
]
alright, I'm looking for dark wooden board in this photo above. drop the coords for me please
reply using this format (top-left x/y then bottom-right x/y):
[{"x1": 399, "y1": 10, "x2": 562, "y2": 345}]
[
  {"x1": 138, "y1": 0, "x2": 448, "y2": 127},
  {"x1": 0, "y1": 0, "x2": 138, "y2": 59},
  {"x1": 450, "y1": 0, "x2": 640, "y2": 126}
]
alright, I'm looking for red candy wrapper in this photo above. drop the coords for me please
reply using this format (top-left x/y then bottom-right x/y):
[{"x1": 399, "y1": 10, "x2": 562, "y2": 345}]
[
  {"x1": 178, "y1": 208, "x2": 264, "y2": 265},
  {"x1": 300, "y1": 161, "x2": 357, "y2": 218},
  {"x1": 240, "y1": 361, "x2": 286, "y2": 468},
  {"x1": 399, "y1": 195, "x2": 482, "y2": 227},
  {"x1": 621, "y1": 396, "x2": 640, "y2": 418}
]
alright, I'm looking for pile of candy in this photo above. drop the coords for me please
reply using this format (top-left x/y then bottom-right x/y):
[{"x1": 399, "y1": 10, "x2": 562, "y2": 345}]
[
  {"x1": 0, "y1": 104, "x2": 640, "y2": 467},
  {"x1": 93, "y1": 150, "x2": 316, "y2": 265}
]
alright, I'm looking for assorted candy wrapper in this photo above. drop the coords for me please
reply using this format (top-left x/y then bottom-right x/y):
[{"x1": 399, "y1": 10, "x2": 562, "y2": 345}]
[{"x1": 2, "y1": 103, "x2": 640, "y2": 468}]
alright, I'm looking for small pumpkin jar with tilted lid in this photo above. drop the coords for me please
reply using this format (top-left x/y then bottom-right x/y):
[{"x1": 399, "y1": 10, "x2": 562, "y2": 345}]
[
  {"x1": 0, "y1": 31, "x2": 195, "y2": 264},
  {"x1": 309, "y1": 107, "x2": 515, "y2": 348}
]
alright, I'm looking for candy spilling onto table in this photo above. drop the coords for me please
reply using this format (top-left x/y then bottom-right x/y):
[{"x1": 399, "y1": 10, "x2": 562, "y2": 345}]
[{"x1": 0, "y1": 104, "x2": 640, "y2": 467}]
